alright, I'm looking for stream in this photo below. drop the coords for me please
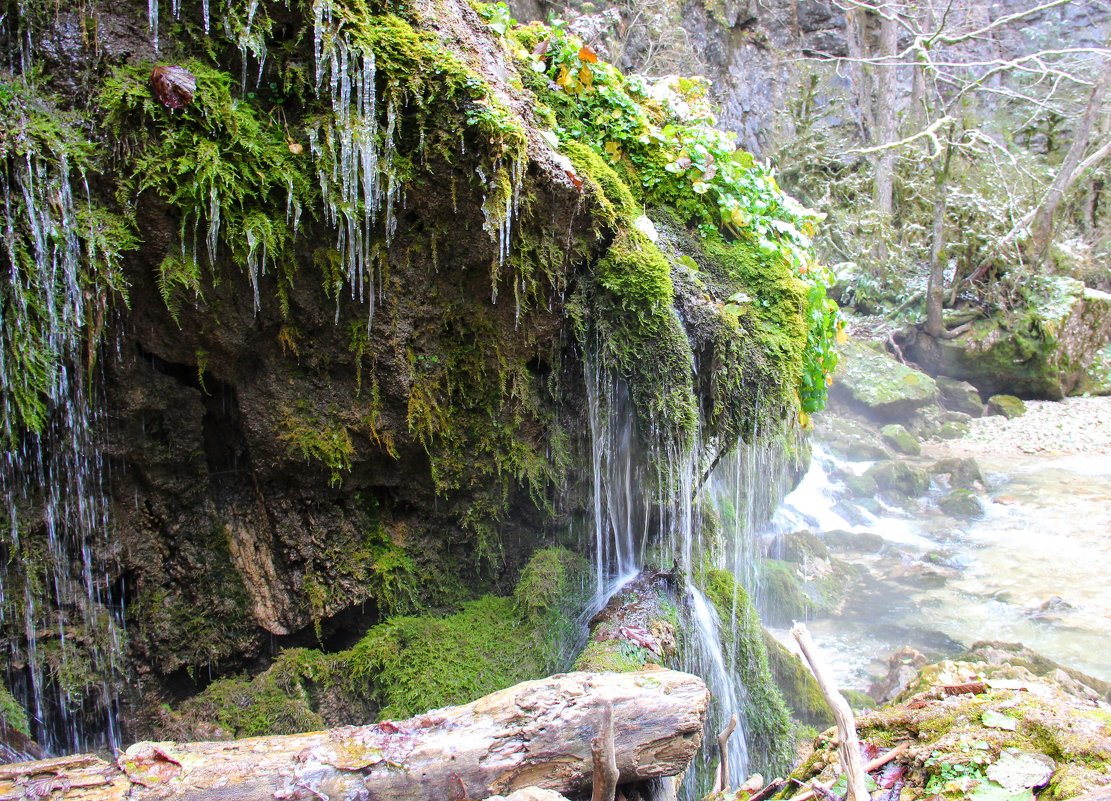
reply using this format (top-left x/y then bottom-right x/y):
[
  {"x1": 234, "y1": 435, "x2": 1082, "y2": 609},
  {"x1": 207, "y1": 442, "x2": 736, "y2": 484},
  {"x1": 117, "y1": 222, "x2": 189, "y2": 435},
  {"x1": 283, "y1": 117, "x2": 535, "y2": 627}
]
[{"x1": 766, "y1": 439, "x2": 1111, "y2": 692}]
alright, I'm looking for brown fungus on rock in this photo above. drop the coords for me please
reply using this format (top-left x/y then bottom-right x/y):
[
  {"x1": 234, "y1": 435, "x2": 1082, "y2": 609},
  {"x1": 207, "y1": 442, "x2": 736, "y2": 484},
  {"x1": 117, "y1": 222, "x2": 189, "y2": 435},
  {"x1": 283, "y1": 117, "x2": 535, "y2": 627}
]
[{"x1": 151, "y1": 65, "x2": 197, "y2": 109}]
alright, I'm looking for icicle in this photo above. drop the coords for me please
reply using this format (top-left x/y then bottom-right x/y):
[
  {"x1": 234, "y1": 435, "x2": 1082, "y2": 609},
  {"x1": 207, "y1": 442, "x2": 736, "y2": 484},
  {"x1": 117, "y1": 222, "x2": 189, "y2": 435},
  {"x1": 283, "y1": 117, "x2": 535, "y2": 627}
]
[{"x1": 148, "y1": 0, "x2": 159, "y2": 50}]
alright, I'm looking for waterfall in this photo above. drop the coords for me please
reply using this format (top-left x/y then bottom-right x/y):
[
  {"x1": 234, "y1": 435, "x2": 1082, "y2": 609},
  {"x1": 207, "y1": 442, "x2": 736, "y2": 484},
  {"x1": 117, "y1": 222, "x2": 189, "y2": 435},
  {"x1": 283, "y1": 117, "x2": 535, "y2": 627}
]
[
  {"x1": 0, "y1": 129, "x2": 125, "y2": 754},
  {"x1": 584, "y1": 348, "x2": 803, "y2": 796}
]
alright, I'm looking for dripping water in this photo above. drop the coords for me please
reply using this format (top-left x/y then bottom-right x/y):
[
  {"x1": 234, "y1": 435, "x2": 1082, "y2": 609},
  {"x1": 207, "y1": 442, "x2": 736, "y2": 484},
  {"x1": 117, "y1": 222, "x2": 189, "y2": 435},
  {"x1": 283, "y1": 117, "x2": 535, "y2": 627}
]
[
  {"x1": 584, "y1": 344, "x2": 803, "y2": 797},
  {"x1": 0, "y1": 126, "x2": 125, "y2": 755}
]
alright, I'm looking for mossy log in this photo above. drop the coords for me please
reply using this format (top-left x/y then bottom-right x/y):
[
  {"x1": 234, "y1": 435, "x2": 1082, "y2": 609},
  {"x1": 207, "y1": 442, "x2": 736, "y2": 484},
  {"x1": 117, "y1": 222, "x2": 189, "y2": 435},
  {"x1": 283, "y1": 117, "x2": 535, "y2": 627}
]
[{"x1": 0, "y1": 670, "x2": 708, "y2": 801}]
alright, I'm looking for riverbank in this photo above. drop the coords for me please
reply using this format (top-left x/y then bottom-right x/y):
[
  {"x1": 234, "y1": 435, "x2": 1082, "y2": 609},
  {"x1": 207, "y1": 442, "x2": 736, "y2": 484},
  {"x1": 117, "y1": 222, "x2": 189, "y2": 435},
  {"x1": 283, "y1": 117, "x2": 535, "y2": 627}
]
[{"x1": 936, "y1": 395, "x2": 1111, "y2": 457}]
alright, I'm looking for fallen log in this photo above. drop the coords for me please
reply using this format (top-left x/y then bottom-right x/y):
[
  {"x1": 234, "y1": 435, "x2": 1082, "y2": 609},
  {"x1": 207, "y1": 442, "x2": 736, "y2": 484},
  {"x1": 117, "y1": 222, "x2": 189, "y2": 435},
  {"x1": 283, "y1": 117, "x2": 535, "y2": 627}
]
[{"x1": 0, "y1": 669, "x2": 708, "y2": 801}]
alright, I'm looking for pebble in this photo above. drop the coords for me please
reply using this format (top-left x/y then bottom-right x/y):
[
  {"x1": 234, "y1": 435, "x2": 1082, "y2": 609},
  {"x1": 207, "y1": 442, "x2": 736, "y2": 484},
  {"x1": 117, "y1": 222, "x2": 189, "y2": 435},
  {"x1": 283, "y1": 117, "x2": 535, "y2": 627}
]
[{"x1": 944, "y1": 396, "x2": 1111, "y2": 457}]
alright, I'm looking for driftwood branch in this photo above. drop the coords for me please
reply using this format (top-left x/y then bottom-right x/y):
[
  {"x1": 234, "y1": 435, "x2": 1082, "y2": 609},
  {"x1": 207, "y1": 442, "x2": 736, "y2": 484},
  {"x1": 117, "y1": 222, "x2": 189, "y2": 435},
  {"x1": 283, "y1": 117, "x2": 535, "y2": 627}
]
[
  {"x1": 0, "y1": 670, "x2": 709, "y2": 801},
  {"x1": 712, "y1": 713, "x2": 738, "y2": 793},
  {"x1": 792, "y1": 623, "x2": 870, "y2": 801},
  {"x1": 590, "y1": 701, "x2": 618, "y2": 801}
]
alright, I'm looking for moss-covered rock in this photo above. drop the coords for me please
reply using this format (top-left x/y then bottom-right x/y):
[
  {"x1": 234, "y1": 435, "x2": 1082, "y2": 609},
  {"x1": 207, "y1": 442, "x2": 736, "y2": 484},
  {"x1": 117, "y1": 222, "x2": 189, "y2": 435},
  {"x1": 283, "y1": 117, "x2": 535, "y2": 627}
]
[
  {"x1": 816, "y1": 414, "x2": 893, "y2": 460},
  {"x1": 987, "y1": 394, "x2": 1028, "y2": 418},
  {"x1": 762, "y1": 631, "x2": 834, "y2": 729},
  {"x1": 165, "y1": 548, "x2": 590, "y2": 738},
  {"x1": 865, "y1": 460, "x2": 930, "y2": 499},
  {"x1": 841, "y1": 472, "x2": 880, "y2": 498},
  {"x1": 906, "y1": 277, "x2": 1111, "y2": 400},
  {"x1": 699, "y1": 567, "x2": 796, "y2": 778},
  {"x1": 775, "y1": 658, "x2": 1111, "y2": 801},
  {"x1": 832, "y1": 339, "x2": 940, "y2": 420},
  {"x1": 822, "y1": 529, "x2": 884, "y2": 553},
  {"x1": 930, "y1": 457, "x2": 985, "y2": 490},
  {"x1": 880, "y1": 423, "x2": 921, "y2": 456},
  {"x1": 938, "y1": 488, "x2": 985, "y2": 519},
  {"x1": 937, "y1": 376, "x2": 985, "y2": 416}
]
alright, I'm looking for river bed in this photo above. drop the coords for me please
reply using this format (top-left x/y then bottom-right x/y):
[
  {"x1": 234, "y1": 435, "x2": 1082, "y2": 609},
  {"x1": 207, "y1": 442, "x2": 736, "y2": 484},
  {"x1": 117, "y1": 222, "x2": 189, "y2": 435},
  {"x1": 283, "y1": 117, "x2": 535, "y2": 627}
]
[{"x1": 766, "y1": 400, "x2": 1111, "y2": 691}]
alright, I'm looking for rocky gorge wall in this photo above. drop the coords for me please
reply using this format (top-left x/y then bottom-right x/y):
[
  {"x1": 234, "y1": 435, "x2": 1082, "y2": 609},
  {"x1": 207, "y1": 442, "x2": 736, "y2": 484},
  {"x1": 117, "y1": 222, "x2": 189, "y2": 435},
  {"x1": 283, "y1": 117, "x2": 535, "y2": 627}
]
[{"x1": 0, "y1": 0, "x2": 835, "y2": 755}]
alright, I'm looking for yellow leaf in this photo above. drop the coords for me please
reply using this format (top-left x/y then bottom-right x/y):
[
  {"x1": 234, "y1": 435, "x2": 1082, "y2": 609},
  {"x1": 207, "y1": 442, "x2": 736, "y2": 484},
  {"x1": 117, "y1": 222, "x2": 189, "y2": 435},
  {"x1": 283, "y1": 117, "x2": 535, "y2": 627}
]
[
  {"x1": 604, "y1": 140, "x2": 622, "y2": 162},
  {"x1": 556, "y1": 66, "x2": 573, "y2": 89},
  {"x1": 731, "y1": 207, "x2": 747, "y2": 227},
  {"x1": 836, "y1": 328, "x2": 848, "y2": 345},
  {"x1": 798, "y1": 410, "x2": 811, "y2": 428},
  {"x1": 578, "y1": 65, "x2": 594, "y2": 87},
  {"x1": 578, "y1": 44, "x2": 599, "y2": 63}
]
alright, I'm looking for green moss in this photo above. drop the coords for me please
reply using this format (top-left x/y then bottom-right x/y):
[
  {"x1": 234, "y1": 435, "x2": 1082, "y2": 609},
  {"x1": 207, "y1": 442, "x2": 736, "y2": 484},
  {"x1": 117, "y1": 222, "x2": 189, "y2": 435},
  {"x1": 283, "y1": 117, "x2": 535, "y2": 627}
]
[
  {"x1": 698, "y1": 566, "x2": 796, "y2": 777},
  {"x1": 166, "y1": 548, "x2": 588, "y2": 734},
  {"x1": 762, "y1": 630, "x2": 834, "y2": 728},
  {"x1": 100, "y1": 61, "x2": 310, "y2": 314},
  {"x1": 177, "y1": 669, "x2": 325, "y2": 739},
  {"x1": 0, "y1": 76, "x2": 135, "y2": 443},
  {"x1": 0, "y1": 685, "x2": 30, "y2": 738},
  {"x1": 589, "y1": 228, "x2": 698, "y2": 446},
  {"x1": 279, "y1": 404, "x2": 355, "y2": 487}
]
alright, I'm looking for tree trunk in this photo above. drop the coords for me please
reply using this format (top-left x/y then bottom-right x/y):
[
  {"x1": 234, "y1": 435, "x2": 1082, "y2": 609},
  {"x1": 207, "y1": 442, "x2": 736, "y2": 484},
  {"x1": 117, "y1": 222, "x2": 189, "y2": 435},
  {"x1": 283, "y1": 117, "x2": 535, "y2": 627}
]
[
  {"x1": 873, "y1": 12, "x2": 900, "y2": 218},
  {"x1": 1027, "y1": 58, "x2": 1110, "y2": 260},
  {"x1": 845, "y1": 6, "x2": 875, "y2": 145},
  {"x1": 0, "y1": 670, "x2": 709, "y2": 801},
  {"x1": 925, "y1": 129, "x2": 955, "y2": 338}
]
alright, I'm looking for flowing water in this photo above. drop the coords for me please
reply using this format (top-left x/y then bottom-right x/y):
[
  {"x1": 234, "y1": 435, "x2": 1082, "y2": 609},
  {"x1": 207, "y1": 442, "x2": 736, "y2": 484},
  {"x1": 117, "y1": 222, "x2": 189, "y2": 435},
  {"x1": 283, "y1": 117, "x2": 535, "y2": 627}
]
[
  {"x1": 583, "y1": 354, "x2": 804, "y2": 795},
  {"x1": 765, "y1": 443, "x2": 1111, "y2": 691}
]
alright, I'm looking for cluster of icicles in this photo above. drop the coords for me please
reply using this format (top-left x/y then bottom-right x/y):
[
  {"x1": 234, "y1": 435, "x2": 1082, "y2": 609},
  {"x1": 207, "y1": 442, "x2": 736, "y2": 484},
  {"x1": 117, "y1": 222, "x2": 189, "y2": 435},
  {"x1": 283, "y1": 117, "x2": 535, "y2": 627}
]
[
  {"x1": 0, "y1": 137, "x2": 125, "y2": 753},
  {"x1": 584, "y1": 351, "x2": 802, "y2": 799},
  {"x1": 147, "y1": 0, "x2": 525, "y2": 329}
]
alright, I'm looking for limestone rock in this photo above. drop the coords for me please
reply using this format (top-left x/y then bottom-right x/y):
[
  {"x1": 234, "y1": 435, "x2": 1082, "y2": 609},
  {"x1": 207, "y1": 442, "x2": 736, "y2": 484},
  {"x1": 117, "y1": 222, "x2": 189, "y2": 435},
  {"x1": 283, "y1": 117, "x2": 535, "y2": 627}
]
[
  {"x1": 930, "y1": 457, "x2": 985, "y2": 490},
  {"x1": 880, "y1": 423, "x2": 921, "y2": 455},
  {"x1": 938, "y1": 488, "x2": 985, "y2": 519},
  {"x1": 832, "y1": 339, "x2": 940, "y2": 420},
  {"x1": 936, "y1": 375, "x2": 985, "y2": 416},
  {"x1": 988, "y1": 394, "x2": 1027, "y2": 418},
  {"x1": 865, "y1": 460, "x2": 930, "y2": 499},
  {"x1": 823, "y1": 529, "x2": 884, "y2": 552}
]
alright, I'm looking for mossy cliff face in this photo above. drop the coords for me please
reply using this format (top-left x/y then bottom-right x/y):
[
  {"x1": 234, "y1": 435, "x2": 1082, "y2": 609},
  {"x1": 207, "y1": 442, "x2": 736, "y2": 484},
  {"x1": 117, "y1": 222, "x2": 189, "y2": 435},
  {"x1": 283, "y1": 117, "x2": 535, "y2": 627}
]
[{"x1": 0, "y1": 0, "x2": 830, "y2": 746}]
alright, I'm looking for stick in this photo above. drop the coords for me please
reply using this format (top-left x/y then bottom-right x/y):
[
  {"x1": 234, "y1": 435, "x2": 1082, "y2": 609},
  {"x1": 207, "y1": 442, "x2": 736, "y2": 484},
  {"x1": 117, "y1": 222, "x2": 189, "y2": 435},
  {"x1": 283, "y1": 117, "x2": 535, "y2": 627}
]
[
  {"x1": 591, "y1": 700, "x2": 618, "y2": 801},
  {"x1": 713, "y1": 713, "x2": 738, "y2": 793},
  {"x1": 791, "y1": 623, "x2": 870, "y2": 801},
  {"x1": 786, "y1": 742, "x2": 910, "y2": 801}
]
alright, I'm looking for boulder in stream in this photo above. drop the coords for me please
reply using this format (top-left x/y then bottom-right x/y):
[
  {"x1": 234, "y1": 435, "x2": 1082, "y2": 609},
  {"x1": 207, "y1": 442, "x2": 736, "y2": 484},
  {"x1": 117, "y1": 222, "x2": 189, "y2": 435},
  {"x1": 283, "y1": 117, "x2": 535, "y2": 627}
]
[
  {"x1": 880, "y1": 423, "x2": 922, "y2": 455},
  {"x1": 865, "y1": 460, "x2": 931, "y2": 500},
  {"x1": 831, "y1": 339, "x2": 940, "y2": 421}
]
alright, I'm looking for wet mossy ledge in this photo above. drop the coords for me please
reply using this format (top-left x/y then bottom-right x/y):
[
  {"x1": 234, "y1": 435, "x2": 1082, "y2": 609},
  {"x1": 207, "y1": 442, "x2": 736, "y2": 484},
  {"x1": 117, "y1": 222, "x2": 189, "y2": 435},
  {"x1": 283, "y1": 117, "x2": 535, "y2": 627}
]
[{"x1": 1, "y1": 0, "x2": 835, "y2": 749}]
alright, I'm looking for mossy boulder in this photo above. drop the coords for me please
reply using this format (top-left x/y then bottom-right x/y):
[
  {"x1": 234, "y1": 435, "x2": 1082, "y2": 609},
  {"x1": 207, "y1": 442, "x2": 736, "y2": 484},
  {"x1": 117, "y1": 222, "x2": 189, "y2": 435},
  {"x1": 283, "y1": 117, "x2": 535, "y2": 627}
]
[
  {"x1": 935, "y1": 420, "x2": 971, "y2": 439},
  {"x1": 831, "y1": 339, "x2": 940, "y2": 420},
  {"x1": 865, "y1": 460, "x2": 930, "y2": 499},
  {"x1": 988, "y1": 394, "x2": 1027, "y2": 418},
  {"x1": 816, "y1": 415, "x2": 893, "y2": 461},
  {"x1": 1078, "y1": 342, "x2": 1111, "y2": 396},
  {"x1": 822, "y1": 528, "x2": 884, "y2": 552},
  {"x1": 937, "y1": 376, "x2": 985, "y2": 416},
  {"x1": 930, "y1": 457, "x2": 985, "y2": 490},
  {"x1": 841, "y1": 471, "x2": 879, "y2": 498},
  {"x1": 906, "y1": 276, "x2": 1111, "y2": 400},
  {"x1": 938, "y1": 488, "x2": 985, "y2": 519},
  {"x1": 880, "y1": 423, "x2": 921, "y2": 456}
]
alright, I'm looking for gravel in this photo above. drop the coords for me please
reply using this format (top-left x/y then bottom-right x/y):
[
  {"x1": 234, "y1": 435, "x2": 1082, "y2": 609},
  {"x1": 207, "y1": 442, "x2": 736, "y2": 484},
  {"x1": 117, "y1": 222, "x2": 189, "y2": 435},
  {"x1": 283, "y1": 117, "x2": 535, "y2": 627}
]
[{"x1": 941, "y1": 396, "x2": 1111, "y2": 457}]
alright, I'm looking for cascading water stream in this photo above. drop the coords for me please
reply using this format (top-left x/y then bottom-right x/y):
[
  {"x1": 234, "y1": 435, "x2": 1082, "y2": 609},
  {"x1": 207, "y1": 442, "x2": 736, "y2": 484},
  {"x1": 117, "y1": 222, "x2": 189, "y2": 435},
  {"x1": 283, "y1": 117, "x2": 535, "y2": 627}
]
[{"x1": 584, "y1": 352, "x2": 804, "y2": 796}]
